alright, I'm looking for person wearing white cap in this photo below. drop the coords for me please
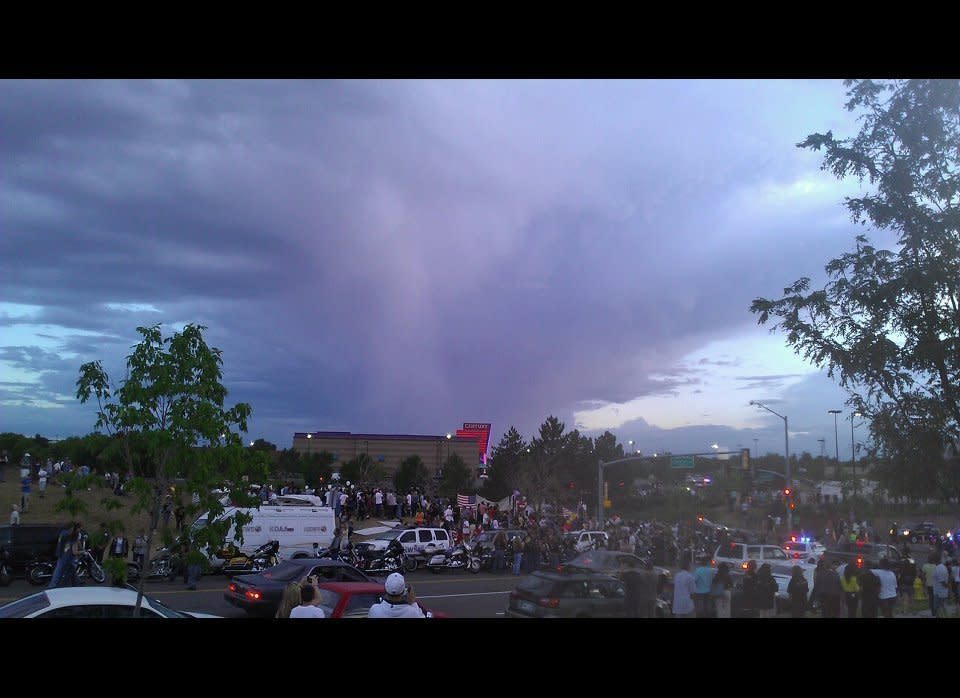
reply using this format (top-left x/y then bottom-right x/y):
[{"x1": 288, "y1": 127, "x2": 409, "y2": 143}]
[{"x1": 367, "y1": 573, "x2": 426, "y2": 618}]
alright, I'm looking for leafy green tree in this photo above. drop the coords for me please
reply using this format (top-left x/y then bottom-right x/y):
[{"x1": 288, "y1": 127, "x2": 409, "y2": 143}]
[
  {"x1": 250, "y1": 438, "x2": 277, "y2": 451},
  {"x1": 75, "y1": 323, "x2": 268, "y2": 615},
  {"x1": 437, "y1": 453, "x2": 473, "y2": 498},
  {"x1": 339, "y1": 453, "x2": 385, "y2": 487},
  {"x1": 395, "y1": 454, "x2": 429, "y2": 494},
  {"x1": 300, "y1": 451, "x2": 334, "y2": 488},
  {"x1": 483, "y1": 426, "x2": 526, "y2": 501},
  {"x1": 751, "y1": 79, "x2": 960, "y2": 501}
]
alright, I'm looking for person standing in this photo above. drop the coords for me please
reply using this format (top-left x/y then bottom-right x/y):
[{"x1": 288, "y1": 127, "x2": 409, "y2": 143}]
[
  {"x1": 787, "y1": 566, "x2": 809, "y2": 618},
  {"x1": 493, "y1": 531, "x2": 506, "y2": 573},
  {"x1": 922, "y1": 553, "x2": 938, "y2": 617},
  {"x1": 875, "y1": 558, "x2": 899, "y2": 618},
  {"x1": 9, "y1": 504, "x2": 19, "y2": 526},
  {"x1": 133, "y1": 532, "x2": 147, "y2": 569},
  {"x1": 672, "y1": 556, "x2": 697, "y2": 618},
  {"x1": 0, "y1": 449, "x2": 7, "y2": 482},
  {"x1": 859, "y1": 561, "x2": 881, "y2": 618},
  {"x1": 289, "y1": 578, "x2": 326, "y2": 618},
  {"x1": 755, "y1": 564, "x2": 779, "y2": 619},
  {"x1": 510, "y1": 535, "x2": 524, "y2": 576},
  {"x1": 711, "y1": 562, "x2": 733, "y2": 618},
  {"x1": 174, "y1": 505, "x2": 185, "y2": 532},
  {"x1": 111, "y1": 532, "x2": 129, "y2": 560},
  {"x1": 692, "y1": 555, "x2": 716, "y2": 618},
  {"x1": 932, "y1": 553, "x2": 951, "y2": 618},
  {"x1": 840, "y1": 562, "x2": 860, "y2": 618},
  {"x1": 20, "y1": 469, "x2": 31, "y2": 513},
  {"x1": 814, "y1": 559, "x2": 843, "y2": 618},
  {"x1": 367, "y1": 573, "x2": 426, "y2": 618},
  {"x1": 275, "y1": 582, "x2": 302, "y2": 618},
  {"x1": 37, "y1": 465, "x2": 48, "y2": 499}
]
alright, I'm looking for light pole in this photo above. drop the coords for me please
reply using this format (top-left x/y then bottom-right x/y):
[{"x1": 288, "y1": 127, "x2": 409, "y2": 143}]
[
  {"x1": 445, "y1": 433, "x2": 452, "y2": 463},
  {"x1": 306, "y1": 432, "x2": 313, "y2": 458},
  {"x1": 627, "y1": 439, "x2": 634, "y2": 455},
  {"x1": 850, "y1": 413, "x2": 862, "y2": 497},
  {"x1": 817, "y1": 438, "x2": 825, "y2": 459},
  {"x1": 750, "y1": 400, "x2": 791, "y2": 533},
  {"x1": 828, "y1": 410, "x2": 842, "y2": 478}
]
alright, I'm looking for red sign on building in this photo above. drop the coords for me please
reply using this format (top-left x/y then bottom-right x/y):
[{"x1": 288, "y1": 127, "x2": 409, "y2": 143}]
[{"x1": 456, "y1": 422, "x2": 491, "y2": 464}]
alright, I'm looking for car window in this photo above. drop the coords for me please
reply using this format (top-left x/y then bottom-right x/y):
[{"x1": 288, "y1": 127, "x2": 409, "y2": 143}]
[
  {"x1": 316, "y1": 588, "x2": 341, "y2": 609},
  {"x1": 435, "y1": 530, "x2": 448, "y2": 542},
  {"x1": 343, "y1": 593, "x2": 380, "y2": 616},
  {"x1": 723, "y1": 543, "x2": 744, "y2": 559},
  {"x1": 399, "y1": 531, "x2": 416, "y2": 544},
  {"x1": 418, "y1": 530, "x2": 433, "y2": 543},
  {"x1": 263, "y1": 561, "x2": 310, "y2": 582},
  {"x1": 563, "y1": 581, "x2": 590, "y2": 598},
  {"x1": 0, "y1": 592, "x2": 50, "y2": 618},
  {"x1": 746, "y1": 546, "x2": 762, "y2": 559},
  {"x1": 763, "y1": 548, "x2": 788, "y2": 560},
  {"x1": 340, "y1": 567, "x2": 368, "y2": 582},
  {"x1": 887, "y1": 548, "x2": 901, "y2": 561},
  {"x1": 517, "y1": 574, "x2": 557, "y2": 596},
  {"x1": 310, "y1": 566, "x2": 339, "y2": 581}
]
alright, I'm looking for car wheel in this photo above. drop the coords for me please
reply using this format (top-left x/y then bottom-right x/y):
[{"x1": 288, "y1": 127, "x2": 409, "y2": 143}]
[{"x1": 403, "y1": 557, "x2": 417, "y2": 573}]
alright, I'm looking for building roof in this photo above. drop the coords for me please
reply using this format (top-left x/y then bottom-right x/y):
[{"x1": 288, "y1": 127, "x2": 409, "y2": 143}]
[{"x1": 293, "y1": 431, "x2": 475, "y2": 444}]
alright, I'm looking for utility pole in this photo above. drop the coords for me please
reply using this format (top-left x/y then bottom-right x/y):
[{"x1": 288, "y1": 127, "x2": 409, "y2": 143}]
[{"x1": 828, "y1": 410, "x2": 842, "y2": 479}]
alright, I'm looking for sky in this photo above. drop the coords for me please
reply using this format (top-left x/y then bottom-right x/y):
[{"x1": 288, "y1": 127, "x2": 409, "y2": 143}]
[{"x1": 1, "y1": 79, "x2": 881, "y2": 462}]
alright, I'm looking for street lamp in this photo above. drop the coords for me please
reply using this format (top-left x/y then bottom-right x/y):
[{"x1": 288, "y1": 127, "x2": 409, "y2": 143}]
[
  {"x1": 828, "y1": 410, "x2": 842, "y2": 478},
  {"x1": 446, "y1": 433, "x2": 452, "y2": 462},
  {"x1": 627, "y1": 439, "x2": 634, "y2": 454},
  {"x1": 306, "y1": 432, "x2": 313, "y2": 458},
  {"x1": 750, "y1": 400, "x2": 791, "y2": 533}
]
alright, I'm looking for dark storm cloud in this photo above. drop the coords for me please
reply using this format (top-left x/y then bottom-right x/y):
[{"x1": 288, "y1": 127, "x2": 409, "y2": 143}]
[{"x1": 0, "y1": 79, "x2": 861, "y2": 446}]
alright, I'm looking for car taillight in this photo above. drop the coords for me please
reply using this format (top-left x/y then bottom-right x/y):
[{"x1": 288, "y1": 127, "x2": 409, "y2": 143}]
[
  {"x1": 537, "y1": 597, "x2": 560, "y2": 608},
  {"x1": 856, "y1": 557, "x2": 863, "y2": 568},
  {"x1": 793, "y1": 553, "x2": 799, "y2": 559},
  {"x1": 245, "y1": 588, "x2": 262, "y2": 600},
  {"x1": 228, "y1": 583, "x2": 236, "y2": 592},
  {"x1": 710, "y1": 559, "x2": 716, "y2": 567},
  {"x1": 741, "y1": 562, "x2": 749, "y2": 570}
]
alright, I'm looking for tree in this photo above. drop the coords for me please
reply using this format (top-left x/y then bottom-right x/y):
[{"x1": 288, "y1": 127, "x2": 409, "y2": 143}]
[
  {"x1": 437, "y1": 453, "x2": 473, "y2": 498},
  {"x1": 339, "y1": 453, "x2": 385, "y2": 487},
  {"x1": 483, "y1": 426, "x2": 526, "y2": 501},
  {"x1": 751, "y1": 79, "x2": 960, "y2": 500},
  {"x1": 75, "y1": 324, "x2": 268, "y2": 615},
  {"x1": 521, "y1": 416, "x2": 570, "y2": 512},
  {"x1": 394, "y1": 454, "x2": 429, "y2": 494}
]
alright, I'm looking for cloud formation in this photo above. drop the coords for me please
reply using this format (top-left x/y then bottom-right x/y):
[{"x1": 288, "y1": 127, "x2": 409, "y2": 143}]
[{"x1": 1, "y1": 79, "x2": 862, "y2": 457}]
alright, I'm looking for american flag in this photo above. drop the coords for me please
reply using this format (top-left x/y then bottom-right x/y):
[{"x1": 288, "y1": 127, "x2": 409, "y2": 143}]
[{"x1": 456, "y1": 494, "x2": 477, "y2": 507}]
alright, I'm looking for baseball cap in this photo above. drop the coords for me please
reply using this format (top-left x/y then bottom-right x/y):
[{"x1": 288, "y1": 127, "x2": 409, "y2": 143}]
[{"x1": 384, "y1": 572, "x2": 406, "y2": 596}]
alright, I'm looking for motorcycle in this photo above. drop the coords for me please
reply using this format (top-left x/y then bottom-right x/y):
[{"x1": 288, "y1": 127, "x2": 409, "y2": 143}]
[
  {"x1": 125, "y1": 549, "x2": 176, "y2": 583},
  {"x1": 426, "y1": 541, "x2": 481, "y2": 574},
  {"x1": 222, "y1": 540, "x2": 281, "y2": 577},
  {"x1": 0, "y1": 550, "x2": 12, "y2": 587},
  {"x1": 27, "y1": 550, "x2": 106, "y2": 586},
  {"x1": 356, "y1": 539, "x2": 417, "y2": 574}
]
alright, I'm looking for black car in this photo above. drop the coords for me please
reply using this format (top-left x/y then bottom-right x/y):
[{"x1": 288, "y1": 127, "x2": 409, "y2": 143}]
[
  {"x1": 900, "y1": 522, "x2": 939, "y2": 544},
  {"x1": 223, "y1": 558, "x2": 374, "y2": 616},
  {"x1": 0, "y1": 524, "x2": 65, "y2": 576},
  {"x1": 507, "y1": 570, "x2": 627, "y2": 618}
]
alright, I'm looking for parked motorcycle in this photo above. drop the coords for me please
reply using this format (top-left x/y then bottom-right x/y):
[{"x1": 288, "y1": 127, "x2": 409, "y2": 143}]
[
  {"x1": 27, "y1": 550, "x2": 106, "y2": 586},
  {"x1": 0, "y1": 550, "x2": 12, "y2": 587},
  {"x1": 125, "y1": 550, "x2": 176, "y2": 583},
  {"x1": 222, "y1": 540, "x2": 281, "y2": 577},
  {"x1": 426, "y1": 541, "x2": 481, "y2": 574},
  {"x1": 356, "y1": 539, "x2": 417, "y2": 574}
]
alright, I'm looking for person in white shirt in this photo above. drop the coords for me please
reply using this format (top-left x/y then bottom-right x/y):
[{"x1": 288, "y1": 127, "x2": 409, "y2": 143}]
[
  {"x1": 368, "y1": 573, "x2": 427, "y2": 619},
  {"x1": 9, "y1": 504, "x2": 19, "y2": 525},
  {"x1": 932, "y1": 554, "x2": 951, "y2": 617},
  {"x1": 873, "y1": 558, "x2": 899, "y2": 618},
  {"x1": 289, "y1": 580, "x2": 326, "y2": 618},
  {"x1": 672, "y1": 557, "x2": 697, "y2": 618}
]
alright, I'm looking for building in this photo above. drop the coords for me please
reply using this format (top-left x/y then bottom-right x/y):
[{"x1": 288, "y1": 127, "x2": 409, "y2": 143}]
[{"x1": 292, "y1": 430, "x2": 480, "y2": 479}]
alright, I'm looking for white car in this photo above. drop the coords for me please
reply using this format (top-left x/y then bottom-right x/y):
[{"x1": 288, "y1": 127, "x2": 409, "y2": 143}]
[
  {"x1": 781, "y1": 537, "x2": 826, "y2": 564},
  {"x1": 0, "y1": 586, "x2": 220, "y2": 618}
]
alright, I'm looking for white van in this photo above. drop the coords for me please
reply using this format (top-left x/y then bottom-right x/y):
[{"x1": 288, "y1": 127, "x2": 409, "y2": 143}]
[{"x1": 193, "y1": 495, "x2": 337, "y2": 569}]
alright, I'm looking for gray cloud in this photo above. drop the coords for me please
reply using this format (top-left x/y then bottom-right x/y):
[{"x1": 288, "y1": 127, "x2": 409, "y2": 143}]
[{"x1": 0, "y1": 79, "x2": 862, "y2": 447}]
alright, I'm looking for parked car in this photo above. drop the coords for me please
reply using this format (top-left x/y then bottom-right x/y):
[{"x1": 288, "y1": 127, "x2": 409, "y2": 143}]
[
  {"x1": 223, "y1": 558, "x2": 374, "y2": 616},
  {"x1": 0, "y1": 586, "x2": 219, "y2": 618},
  {"x1": 562, "y1": 530, "x2": 609, "y2": 553},
  {"x1": 899, "y1": 522, "x2": 940, "y2": 544},
  {"x1": 314, "y1": 581, "x2": 448, "y2": 618},
  {"x1": 0, "y1": 524, "x2": 65, "y2": 576},
  {"x1": 353, "y1": 527, "x2": 453, "y2": 564},
  {"x1": 506, "y1": 570, "x2": 628, "y2": 618},
  {"x1": 712, "y1": 542, "x2": 792, "y2": 571}
]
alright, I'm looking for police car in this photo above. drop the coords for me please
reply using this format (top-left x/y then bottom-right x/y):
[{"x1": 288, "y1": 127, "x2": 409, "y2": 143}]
[{"x1": 780, "y1": 536, "x2": 826, "y2": 564}]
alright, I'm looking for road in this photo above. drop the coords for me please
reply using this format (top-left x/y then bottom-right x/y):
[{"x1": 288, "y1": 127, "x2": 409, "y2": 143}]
[{"x1": 0, "y1": 568, "x2": 520, "y2": 618}]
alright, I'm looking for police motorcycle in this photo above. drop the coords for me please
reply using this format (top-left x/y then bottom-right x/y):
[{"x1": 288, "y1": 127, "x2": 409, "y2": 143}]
[
  {"x1": 426, "y1": 540, "x2": 481, "y2": 574},
  {"x1": 221, "y1": 540, "x2": 281, "y2": 577},
  {"x1": 355, "y1": 538, "x2": 417, "y2": 574}
]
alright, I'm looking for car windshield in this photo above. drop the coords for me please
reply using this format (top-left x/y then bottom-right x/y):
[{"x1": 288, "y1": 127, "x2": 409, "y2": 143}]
[
  {"x1": 0, "y1": 591, "x2": 51, "y2": 618},
  {"x1": 517, "y1": 574, "x2": 558, "y2": 596},
  {"x1": 261, "y1": 561, "x2": 310, "y2": 582},
  {"x1": 565, "y1": 551, "x2": 617, "y2": 571},
  {"x1": 144, "y1": 595, "x2": 191, "y2": 618},
  {"x1": 372, "y1": 530, "x2": 401, "y2": 541}
]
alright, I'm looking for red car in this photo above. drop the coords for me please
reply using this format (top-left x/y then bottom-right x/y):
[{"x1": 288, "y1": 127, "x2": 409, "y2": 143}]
[{"x1": 314, "y1": 581, "x2": 449, "y2": 618}]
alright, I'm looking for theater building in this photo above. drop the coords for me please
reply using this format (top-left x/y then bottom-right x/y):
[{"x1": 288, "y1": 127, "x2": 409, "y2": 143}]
[{"x1": 291, "y1": 427, "x2": 488, "y2": 478}]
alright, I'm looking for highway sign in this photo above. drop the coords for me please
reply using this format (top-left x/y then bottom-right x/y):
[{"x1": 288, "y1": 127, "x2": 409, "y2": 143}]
[{"x1": 670, "y1": 455, "x2": 695, "y2": 469}]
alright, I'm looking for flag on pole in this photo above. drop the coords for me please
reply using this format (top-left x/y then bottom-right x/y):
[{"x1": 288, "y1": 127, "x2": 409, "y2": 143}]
[{"x1": 456, "y1": 493, "x2": 477, "y2": 507}]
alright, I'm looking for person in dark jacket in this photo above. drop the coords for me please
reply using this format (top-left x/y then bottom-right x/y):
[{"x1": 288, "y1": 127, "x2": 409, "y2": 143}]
[
  {"x1": 813, "y1": 559, "x2": 843, "y2": 618},
  {"x1": 859, "y1": 561, "x2": 881, "y2": 618},
  {"x1": 787, "y1": 565, "x2": 810, "y2": 618},
  {"x1": 741, "y1": 559, "x2": 760, "y2": 617},
  {"x1": 755, "y1": 563, "x2": 779, "y2": 618}
]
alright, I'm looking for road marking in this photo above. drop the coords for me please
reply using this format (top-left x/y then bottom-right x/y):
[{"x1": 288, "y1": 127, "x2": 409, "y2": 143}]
[{"x1": 417, "y1": 591, "x2": 511, "y2": 599}]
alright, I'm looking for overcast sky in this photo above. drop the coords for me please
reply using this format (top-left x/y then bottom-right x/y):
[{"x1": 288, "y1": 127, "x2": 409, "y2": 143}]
[{"x1": 1, "y1": 79, "x2": 879, "y2": 461}]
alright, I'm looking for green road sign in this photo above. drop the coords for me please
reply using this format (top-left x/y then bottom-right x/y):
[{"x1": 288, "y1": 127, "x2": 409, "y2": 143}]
[{"x1": 671, "y1": 455, "x2": 695, "y2": 469}]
